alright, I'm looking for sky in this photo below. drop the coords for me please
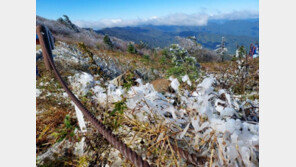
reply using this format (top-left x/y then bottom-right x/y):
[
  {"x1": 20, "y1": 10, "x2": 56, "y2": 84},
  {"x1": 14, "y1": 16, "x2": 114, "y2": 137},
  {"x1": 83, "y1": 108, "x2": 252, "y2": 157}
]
[{"x1": 37, "y1": 0, "x2": 259, "y2": 29}]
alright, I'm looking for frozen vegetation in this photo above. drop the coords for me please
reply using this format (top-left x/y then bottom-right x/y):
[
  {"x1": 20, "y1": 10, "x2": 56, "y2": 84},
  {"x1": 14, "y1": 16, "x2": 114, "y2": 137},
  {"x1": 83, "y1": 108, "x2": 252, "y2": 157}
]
[
  {"x1": 66, "y1": 69, "x2": 258, "y2": 166},
  {"x1": 36, "y1": 30, "x2": 259, "y2": 166}
]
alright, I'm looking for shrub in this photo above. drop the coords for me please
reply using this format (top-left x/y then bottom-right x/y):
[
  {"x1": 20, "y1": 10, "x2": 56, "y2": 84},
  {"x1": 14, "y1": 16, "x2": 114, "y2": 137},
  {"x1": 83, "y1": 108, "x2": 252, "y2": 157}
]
[
  {"x1": 161, "y1": 48, "x2": 169, "y2": 57},
  {"x1": 127, "y1": 43, "x2": 137, "y2": 54},
  {"x1": 122, "y1": 72, "x2": 135, "y2": 90},
  {"x1": 109, "y1": 99, "x2": 127, "y2": 129},
  {"x1": 165, "y1": 44, "x2": 200, "y2": 81},
  {"x1": 160, "y1": 55, "x2": 167, "y2": 65},
  {"x1": 167, "y1": 65, "x2": 199, "y2": 81},
  {"x1": 231, "y1": 56, "x2": 238, "y2": 61},
  {"x1": 167, "y1": 66, "x2": 186, "y2": 80},
  {"x1": 143, "y1": 54, "x2": 150, "y2": 62}
]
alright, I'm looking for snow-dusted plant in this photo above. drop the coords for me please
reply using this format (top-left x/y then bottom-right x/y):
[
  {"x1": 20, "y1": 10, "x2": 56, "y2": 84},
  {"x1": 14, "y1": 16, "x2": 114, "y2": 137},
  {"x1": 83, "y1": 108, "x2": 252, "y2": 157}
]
[{"x1": 166, "y1": 44, "x2": 200, "y2": 81}]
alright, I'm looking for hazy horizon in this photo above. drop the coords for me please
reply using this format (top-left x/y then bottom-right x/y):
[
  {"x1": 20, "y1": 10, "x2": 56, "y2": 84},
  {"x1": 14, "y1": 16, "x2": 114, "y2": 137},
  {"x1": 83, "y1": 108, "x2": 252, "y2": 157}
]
[{"x1": 37, "y1": 0, "x2": 259, "y2": 29}]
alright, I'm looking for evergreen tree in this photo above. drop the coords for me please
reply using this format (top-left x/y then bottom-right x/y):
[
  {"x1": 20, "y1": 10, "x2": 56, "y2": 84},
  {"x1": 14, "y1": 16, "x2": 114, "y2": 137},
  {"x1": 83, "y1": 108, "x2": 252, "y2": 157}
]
[
  {"x1": 127, "y1": 43, "x2": 137, "y2": 54},
  {"x1": 103, "y1": 35, "x2": 113, "y2": 48},
  {"x1": 238, "y1": 46, "x2": 246, "y2": 59},
  {"x1": 57, "y1": 15, "x2": 79, "y2": 32}
]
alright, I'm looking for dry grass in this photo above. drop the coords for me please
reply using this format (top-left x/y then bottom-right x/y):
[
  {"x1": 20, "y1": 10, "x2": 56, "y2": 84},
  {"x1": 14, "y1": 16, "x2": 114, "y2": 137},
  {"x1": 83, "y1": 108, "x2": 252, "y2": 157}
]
[
  {"x1": 36, "y1": 53, "x2": 81, "y2": 166},
  {"x1": 201, "y1": 58, "x2": 259, "y2": 95}
]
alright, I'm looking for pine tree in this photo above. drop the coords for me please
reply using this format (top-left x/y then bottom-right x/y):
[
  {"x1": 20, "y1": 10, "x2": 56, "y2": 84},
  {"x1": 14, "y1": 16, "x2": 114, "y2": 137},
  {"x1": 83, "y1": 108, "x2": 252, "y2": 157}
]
[{"x1": 103, "y1": 35, "x2": 113, "y2": 48}]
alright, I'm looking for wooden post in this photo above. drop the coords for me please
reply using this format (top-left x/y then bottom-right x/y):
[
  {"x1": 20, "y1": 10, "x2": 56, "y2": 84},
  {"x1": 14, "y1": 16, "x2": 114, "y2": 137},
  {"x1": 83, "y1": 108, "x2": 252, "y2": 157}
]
[{"x1": 36, "y1": 25, "x2": 53, "y2": 71}]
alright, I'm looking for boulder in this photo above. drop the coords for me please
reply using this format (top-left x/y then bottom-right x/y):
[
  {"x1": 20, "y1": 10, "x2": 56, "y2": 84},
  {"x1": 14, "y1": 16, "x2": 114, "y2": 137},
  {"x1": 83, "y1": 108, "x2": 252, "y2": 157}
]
[{"x1": 151, "y1": 79, "x2": 172, "y2": 93}]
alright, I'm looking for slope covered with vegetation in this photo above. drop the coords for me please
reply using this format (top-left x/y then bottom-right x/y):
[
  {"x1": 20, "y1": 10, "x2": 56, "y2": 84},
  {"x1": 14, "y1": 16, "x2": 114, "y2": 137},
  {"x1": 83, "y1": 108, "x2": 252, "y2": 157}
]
[
  {"x1": 36, "y1": 16, "x2": 259, "y2": 167},
  {"x1": 97, "y1": 19, "x2": 259, "y2": 54}
]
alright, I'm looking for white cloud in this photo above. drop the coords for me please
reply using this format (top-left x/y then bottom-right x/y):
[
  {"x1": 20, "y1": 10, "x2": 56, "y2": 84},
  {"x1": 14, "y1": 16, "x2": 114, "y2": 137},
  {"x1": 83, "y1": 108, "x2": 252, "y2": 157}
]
[
  {"x1": 74, "y1": 13, "x2": 208, "y2": 29},
  {"x1": 74, "y1": 10, "x2": 258, "y2": 30},
  {"x1": 209, "y1": 10, "x2": 259, "y2": 20}
]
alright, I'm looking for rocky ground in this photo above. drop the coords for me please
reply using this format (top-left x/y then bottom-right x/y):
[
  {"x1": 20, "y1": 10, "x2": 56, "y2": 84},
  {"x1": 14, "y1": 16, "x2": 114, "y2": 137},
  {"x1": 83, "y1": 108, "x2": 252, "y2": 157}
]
[{"x1": 36, "y1": 41, "x2": 259, "y2": 167}]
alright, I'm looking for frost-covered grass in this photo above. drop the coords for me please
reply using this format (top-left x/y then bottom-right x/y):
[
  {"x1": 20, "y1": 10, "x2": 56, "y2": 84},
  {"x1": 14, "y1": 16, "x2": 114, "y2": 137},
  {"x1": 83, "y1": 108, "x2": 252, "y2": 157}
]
[
  {"x1": 125, "y1": 76, "x2": 258, "y2": 166},
  {"x1": 64, "y1": 69, "x2": 259, "y2": 166},
  {"x1": 36, "y1": 41, "x2": 259, "y2": 166}
]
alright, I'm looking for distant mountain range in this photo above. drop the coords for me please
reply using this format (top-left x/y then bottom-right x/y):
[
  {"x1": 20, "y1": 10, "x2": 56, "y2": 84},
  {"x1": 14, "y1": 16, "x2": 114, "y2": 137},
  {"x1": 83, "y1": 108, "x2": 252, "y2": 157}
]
[{"x1": 96, "y1": 19, "x2": 259, "y2": 54}]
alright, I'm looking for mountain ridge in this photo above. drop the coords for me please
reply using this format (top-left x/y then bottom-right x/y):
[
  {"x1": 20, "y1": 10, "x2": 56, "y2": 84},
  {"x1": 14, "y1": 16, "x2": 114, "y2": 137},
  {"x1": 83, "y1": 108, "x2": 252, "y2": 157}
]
[{"x1": 96, "y1": 19, "x2": 259, "y2": 54}]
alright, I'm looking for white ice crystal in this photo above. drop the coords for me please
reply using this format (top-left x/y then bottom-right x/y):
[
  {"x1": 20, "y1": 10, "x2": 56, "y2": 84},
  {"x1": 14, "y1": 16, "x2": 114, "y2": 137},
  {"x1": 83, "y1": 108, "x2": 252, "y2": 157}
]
[
  {"x1": 72, "y1": 102, "x2": 87, "y2": 133},
  {"x1": 191, "y1": 116, "x2": 200, "y2": 132},
  {"x1": 170, "y1": 77, "x2": 180, "y2": 92},
  {"x1": 220, "y1": 107, "x2": 235, "y2": 117},
  {"x1": 36, "y1": 89, "x2": 42, "y2": 97},
  {"x1": 197, "y1": 75, "x2": 215, "y2": 95},
  {"x1": 68, "y1": 72, "x2": 94, "y2": 96},
  {"x1": 178, "y1": 123, "x2": 190, "y2": 139},
  {"x1": 74, "y1": 137, "x2": 85, "y2": 156},
  {"x1": 182, "y1": 75, "x2": 192, "y2": 86}
]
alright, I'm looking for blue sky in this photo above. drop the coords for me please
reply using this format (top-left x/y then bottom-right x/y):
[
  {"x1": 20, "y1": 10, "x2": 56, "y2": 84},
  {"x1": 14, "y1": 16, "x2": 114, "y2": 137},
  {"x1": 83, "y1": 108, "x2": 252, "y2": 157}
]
[{"x1": 37, "y1": 0, "x2": 259, "y2": 29}]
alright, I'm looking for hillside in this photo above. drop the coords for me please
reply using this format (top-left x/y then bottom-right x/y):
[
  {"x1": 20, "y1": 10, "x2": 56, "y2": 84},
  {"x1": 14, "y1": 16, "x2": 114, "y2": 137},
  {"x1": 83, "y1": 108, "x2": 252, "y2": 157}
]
[
  {"x1": 97, "y1": 19, "x2": 259, "y2": 54},
  {"x1": 36, "y1": 16, "x2": 259, "y2": 166}
]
